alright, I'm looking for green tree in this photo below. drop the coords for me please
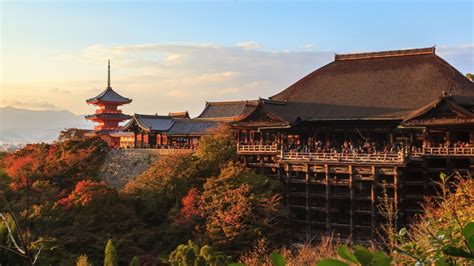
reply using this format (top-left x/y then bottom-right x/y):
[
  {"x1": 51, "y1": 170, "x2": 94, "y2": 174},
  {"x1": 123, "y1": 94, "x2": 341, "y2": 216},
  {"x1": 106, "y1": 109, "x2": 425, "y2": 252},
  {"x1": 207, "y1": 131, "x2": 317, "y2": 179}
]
[
  {"x1": 129, "y1": 256, "x2": 140, "y2": 266},
  {"x1": 104, "y1": 239, "x2": 118, "y2": 266},
  {"x1": 197, "y1": 124, "x2": 237, "y2": 176},
  {"x1": 169, "y1": 240, "x2": 229, "y2": 266},
  {"x1": 466, "y1": 73, "x2": 474, "y2": 82}
]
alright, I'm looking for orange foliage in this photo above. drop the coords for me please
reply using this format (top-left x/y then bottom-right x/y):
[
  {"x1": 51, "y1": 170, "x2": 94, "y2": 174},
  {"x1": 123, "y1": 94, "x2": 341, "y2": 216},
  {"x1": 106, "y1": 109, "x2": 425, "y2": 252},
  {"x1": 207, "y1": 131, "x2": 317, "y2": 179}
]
[
  {"x1": 3, "y1": 137, "x2": 107, "y2": 191},
  {"x1": 57, "y1": 180, "x2": 110, "y2": 209},
  {"x1": 180, "y1": 188, "x2": 200, "y2": 222}
]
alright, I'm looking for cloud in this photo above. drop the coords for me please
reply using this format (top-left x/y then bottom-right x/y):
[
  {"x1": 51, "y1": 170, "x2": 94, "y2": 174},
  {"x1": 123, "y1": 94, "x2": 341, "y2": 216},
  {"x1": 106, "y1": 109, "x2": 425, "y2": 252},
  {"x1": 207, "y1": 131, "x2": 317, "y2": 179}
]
[
  {"x1": 437, "y1": 44, "x2": 474, "y2": 73},
  {"x1": 9, "y1": 42, "x2": 471, "y2": 116},
  {"x1": 53, "y1": 42, "x2": 333, "y2": 115},
  {"x1": 237, "y1": 41, "x2": 261, "y2": 50},
  {"x1": 0, "y1": 99, "x2": 60, "y2": 110}
]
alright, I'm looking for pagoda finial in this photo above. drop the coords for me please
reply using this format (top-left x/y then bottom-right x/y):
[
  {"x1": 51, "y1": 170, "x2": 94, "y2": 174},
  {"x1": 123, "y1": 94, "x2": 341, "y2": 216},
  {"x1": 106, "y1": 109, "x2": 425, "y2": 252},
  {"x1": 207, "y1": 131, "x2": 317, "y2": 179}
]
[{"x1": 107, "y1": 60, "x2": 111, "y2": 88}]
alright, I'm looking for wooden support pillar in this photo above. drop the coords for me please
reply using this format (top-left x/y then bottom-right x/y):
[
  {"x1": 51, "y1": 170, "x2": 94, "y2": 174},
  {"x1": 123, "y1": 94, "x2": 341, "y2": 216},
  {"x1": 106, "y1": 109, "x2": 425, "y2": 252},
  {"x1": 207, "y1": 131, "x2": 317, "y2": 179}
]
[
  {"x1": 325, "y1": 164, "x2": 330, "y2": 233},
  {"x1": 446, "y1": 131, "x2": 451, "y2": 147},
  {"x1": 286, "y1": 165, "x2": 291, "y2": 207},
  {"x1": 371, "y1": 166, "x2": 376, "y2": 240},
  {"x1": 305, "y1": 164, "x2": 311, "y2": 242},
  {"x1": 349, "y1": 165, "x2": 354, "y2": 243},
  {"x1": 141, "y1": 132, "x2": 144, "y2": 148},
  {"x1": 394, "y1": 167, "x2": 399, "y2": 231},
  {"x1": 422, "y1": 129, "x2": 429, "y2": 148},
  {"x1": 134, "y1": 132, "x2": 137, "y2": 148}
]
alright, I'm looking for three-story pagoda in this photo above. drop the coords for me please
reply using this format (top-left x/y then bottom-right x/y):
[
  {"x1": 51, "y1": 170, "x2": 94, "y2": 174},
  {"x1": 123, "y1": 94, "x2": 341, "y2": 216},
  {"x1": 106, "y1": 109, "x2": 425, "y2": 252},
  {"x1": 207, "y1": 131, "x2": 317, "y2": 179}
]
[{"x1": 85, "y1": 60, "x2": 132, "y2": 147}]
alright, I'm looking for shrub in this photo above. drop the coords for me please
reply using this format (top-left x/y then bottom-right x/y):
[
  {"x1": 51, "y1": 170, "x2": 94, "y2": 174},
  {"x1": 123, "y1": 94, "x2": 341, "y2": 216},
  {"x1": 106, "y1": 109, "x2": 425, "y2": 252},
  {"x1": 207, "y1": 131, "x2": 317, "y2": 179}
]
[
  {"x1": 169, "y1": 240, "x2": 230, "y2": 266},
  {"x1": 395, "y1": 173, "x2": 474, "y2": 264}
]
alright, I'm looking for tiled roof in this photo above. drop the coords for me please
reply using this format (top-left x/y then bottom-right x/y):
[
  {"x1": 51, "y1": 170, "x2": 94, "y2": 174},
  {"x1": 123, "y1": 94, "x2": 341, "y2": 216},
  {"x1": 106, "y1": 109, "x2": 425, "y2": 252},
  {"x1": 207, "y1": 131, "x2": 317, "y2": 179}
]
[
  {"x1": 85, "y1": 113, "x2": 131, "y2": 120},
  {"x1": 167, "y1": 119, "x2": 220, "y2": 136},
  {"x1": 196, "y1": 100, "x2": 258, "y2": 121},
  {"x1": 122, "y1": 114, "x2": 174, "y2": 132},
  {"x1": 168, "y1": 111, "x2": 190, "y2": 119},
  {"x1": 86, "y1": 87, "x2": 132, "y2": 104}
]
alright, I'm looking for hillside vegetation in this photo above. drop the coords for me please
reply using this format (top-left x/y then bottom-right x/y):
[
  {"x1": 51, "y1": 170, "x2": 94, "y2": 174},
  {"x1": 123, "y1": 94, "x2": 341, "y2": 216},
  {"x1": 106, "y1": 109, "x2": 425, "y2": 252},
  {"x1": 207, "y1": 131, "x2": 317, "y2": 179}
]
[
  {"x1": 0, "y1": 126, "x2": 287, "y2": 265},
  {"x1": 0, "y1": 126, "x2": 472, "y2": 265}
]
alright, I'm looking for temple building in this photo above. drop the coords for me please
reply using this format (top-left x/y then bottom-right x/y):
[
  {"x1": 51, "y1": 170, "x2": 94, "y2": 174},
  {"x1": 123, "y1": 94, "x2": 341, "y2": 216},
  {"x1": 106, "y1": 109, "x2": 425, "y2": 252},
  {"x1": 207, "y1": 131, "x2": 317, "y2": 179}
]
[
  {"x1": 230, "y1": 47, "x2": 474, "y2": 243},
  {"x1": 83, "y1": 47, "x2": 474, "y2": 243},
  {"x1": 85, "y1": 61, "x2": 132, "y2": 147},
  {"x1": 122, "y1": 113, "x2": 219, "y2": 149}
]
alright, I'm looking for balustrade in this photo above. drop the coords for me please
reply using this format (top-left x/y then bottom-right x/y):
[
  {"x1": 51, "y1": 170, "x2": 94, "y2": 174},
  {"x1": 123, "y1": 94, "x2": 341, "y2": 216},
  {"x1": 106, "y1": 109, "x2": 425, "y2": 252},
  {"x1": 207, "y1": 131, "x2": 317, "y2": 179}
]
[
  {"x1": 281, "y1": 151, "x2": 404, "y2": 163},
  {"x1": 236, "y1": 144, "x2": 474, "y2": 161},
  {"x1": 424, "y1": 147, "x2": 474, "y2": 156},
  {"x1": 237, "y1": 144, "x2": 279, "y2": 154}
]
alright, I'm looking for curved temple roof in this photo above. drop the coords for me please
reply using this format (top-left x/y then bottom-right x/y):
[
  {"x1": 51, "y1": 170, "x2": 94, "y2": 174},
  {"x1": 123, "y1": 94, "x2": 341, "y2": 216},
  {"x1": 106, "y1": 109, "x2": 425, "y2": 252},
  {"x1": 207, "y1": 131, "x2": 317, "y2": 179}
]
[
  {"x1": 196, "y1": 100, "x2": 258, "y2": 121},
  {"x1": 85, "y1": 113, "x2": 132, "y2": 120},
  {"x1": 86, "y1": 86, "x2": 132, "y2": 105},
  {"x1": 167, "y1": 119, "x2": 220, "y2": 136},
  {"x1": 270, "y1": 47, "x2": 474, "y2": 119},
  {"x1": 122, "y1": 114, "x2": 174, "y2": 132}
]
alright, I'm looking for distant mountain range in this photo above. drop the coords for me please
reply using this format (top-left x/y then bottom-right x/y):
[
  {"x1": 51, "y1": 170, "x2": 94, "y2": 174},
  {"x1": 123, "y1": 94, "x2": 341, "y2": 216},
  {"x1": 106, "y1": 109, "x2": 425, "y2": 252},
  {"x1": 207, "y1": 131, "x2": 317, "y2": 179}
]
[{"x1": 0, "y1": 106, "x2": 92, "y2": 143}]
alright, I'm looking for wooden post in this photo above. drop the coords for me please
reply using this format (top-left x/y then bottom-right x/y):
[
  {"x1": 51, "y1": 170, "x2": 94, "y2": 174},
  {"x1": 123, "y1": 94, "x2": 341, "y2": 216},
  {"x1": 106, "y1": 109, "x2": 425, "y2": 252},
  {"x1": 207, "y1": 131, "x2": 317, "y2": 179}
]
[
  {"x1": 446, "y1": 131, "x2": 451, "y2": 147},
  {"x1": 286, "y1": 165, "x2": 291, "y2": 207},
  {"x1": 422, "y1": 129, "x2": 428, "y2": 149},
  {"x1": 371, "y1": 166, "x2": 377, "y2": 240},
  {"x1": 349, "y1": 164, "x2": 354, "y2": 242},
  {"x1": 325, "y1": 164, "x2": 330, "y2": 233},
  {"x1": 134, "y1": 132, "x2": 137, "y2": 148},
  {"x1": 394, "y1": 167, "x2": 399, "y2": 231},
  {"x1": 306, "y1": 164, "x2": 311, "y2": 241}
]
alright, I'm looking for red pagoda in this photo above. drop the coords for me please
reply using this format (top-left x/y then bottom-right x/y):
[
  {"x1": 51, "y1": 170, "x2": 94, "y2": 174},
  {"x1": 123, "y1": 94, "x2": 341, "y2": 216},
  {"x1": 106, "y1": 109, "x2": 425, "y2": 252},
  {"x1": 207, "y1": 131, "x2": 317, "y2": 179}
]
[{"x1": 85, "y1": 60, "x2": 132, "y2": 147}]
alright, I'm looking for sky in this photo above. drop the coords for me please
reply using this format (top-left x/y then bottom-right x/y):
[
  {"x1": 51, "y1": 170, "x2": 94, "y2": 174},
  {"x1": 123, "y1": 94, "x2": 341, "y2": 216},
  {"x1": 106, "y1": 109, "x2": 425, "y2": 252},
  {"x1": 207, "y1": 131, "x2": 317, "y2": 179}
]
[{"x1": 1, "y1": 0, "x2": 473, "y2": 117}]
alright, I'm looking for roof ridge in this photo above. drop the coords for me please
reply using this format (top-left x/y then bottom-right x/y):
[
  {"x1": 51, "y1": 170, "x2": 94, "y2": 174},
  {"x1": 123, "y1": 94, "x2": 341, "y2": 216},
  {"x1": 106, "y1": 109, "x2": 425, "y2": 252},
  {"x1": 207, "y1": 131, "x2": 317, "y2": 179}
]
[
  {"x1": 135, "y1": 113, "x2": 172, "y2": 119},
  {"x1": 208, "y1": 100, "x2": 256, "y2": 105},
  {"x1": 335, "y1": 46, "x2": 435, "y2": 61}
]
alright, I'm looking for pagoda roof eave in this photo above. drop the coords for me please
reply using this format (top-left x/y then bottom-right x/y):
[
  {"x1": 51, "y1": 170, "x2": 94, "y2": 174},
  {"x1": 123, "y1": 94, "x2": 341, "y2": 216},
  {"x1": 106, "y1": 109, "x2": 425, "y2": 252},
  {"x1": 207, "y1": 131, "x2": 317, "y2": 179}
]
[
  {"x1": 86, "y1": 99, "x2": 132, "y2": 105},
  {"x1": 85, "y1": 113, "x2": 132, "y2": 120}
]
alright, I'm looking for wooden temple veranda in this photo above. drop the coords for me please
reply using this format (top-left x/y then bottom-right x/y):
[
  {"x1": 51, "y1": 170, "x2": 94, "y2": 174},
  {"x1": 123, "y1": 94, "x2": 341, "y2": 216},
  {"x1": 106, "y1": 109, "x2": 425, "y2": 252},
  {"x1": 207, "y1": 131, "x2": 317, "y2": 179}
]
[
  {"x1": 87, "y1": 47, "x2": 474, "y2": 243},
  {"x1": 225, "y1": 47, "x2": 474, "y2": 243}
]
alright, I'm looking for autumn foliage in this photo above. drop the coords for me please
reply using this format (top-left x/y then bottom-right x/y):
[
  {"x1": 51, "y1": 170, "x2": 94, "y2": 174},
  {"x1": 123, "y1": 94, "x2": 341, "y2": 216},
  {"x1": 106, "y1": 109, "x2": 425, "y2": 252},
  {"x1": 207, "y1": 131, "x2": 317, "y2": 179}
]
[{"x1": 1, "y1": 125, "x2": 287, "y2": 264}]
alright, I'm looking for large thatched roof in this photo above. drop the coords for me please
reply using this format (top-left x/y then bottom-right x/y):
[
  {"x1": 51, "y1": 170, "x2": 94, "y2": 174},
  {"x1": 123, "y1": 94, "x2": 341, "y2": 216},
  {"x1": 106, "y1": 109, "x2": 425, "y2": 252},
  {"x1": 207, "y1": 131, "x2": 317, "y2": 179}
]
[{"x1": 269, "y1": 47, "x2": 474, "y2": 119}]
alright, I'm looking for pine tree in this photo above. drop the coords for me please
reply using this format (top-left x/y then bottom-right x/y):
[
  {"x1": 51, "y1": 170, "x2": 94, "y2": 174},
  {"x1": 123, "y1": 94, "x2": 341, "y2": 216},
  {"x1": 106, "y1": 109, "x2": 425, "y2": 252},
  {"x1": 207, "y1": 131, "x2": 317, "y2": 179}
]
[
  {"x1": 129, "y1": 256, "x2": 140, "y2": 266},
  {"x1": 104, "y1": 239, "x2": 118, "y2": 266},
  {"x1": 76, "y1": 254, "x2": 91, "y2": 266}
]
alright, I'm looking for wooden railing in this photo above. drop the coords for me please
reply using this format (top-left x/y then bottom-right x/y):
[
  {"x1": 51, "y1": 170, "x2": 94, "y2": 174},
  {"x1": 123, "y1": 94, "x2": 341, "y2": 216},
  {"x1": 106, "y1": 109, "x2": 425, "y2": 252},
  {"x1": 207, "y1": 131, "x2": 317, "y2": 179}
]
[
  {"x1": 237, "y1": 144, "x2": 279, "y2": 154},
  {"x1": 424, "y1": 147, "x2": 474, "y2": 156},
  {"x1": 236, "y1": 145, "x2": 474, "y2": 160},
  {"x1": 281, "y1": 151, "x2": 405, "y2": 164}
]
